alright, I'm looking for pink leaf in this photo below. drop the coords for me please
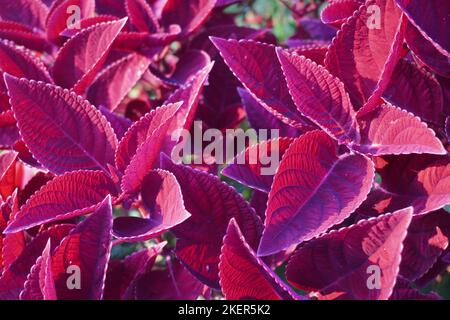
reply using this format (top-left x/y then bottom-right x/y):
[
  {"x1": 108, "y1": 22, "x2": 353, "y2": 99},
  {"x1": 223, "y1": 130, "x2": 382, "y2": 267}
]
[
  {"x1": 400, "y1": 210, "x2": 450, "y2": 281},
  {"x1": 277, "y1": 49, "x2": 360, "y2": 144},
  {"x1": 52, "y1": 18, "x2": 127, "y2": 94},
  {"x1": 4, "y1": 170, "x2": 117, "y2": 233},
  {"x1": 4, "y1": 76, "x2": 118, "y2": 174},
  {"x1": 51, "y1": 195, "x2": 113, "y2": 300},
  {"x1": 353, "y1": 103, "x2": 446, "y2": 155},
  {"x1": 46, "y1": 0, "x2": 96, "y2": 44},
  {"x1": 258, "y1": 130, "x2": 374, "y2": 256},
  {"x1": 120, "y1": 103, "x2": 182, "y2": 195},
  {"x1": 320, "y1": 0, "x2": 362, "y2": 28},
  {"x1": 87, "y1": 53, "x2": 151, "y2": 111},
  {"x1": 113, "y1": 169, "x2": 190, "y2": 242},
  {"x1": 286, "y1": 208, "x2": 413, "y2": 300},
  {"x1": 325, "y1": 0, "x2": 406, "y2": 111},
  {"x1": 220, "y1": 219, "x2": 302, "y2": 300},
  {"x1": 115, "y1": 102, "x2": 182, "y2": 174}
]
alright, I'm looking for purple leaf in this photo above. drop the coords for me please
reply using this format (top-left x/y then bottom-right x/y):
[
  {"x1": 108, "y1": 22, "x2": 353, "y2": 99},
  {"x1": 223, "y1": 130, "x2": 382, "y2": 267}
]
[
  {"x1": 161, "y1": 156, "x2": 263, "y2": 289},
  {"x1": 258, "y1": 130, "x2": 374, "y2": 256},
  {"x1": 286, "y1": 208, "x2": 413, "y2": 300}
]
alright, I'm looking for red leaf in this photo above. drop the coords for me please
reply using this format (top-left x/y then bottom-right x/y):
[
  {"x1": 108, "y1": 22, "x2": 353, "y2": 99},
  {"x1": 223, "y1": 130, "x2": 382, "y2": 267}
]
[
  {"x1": 258, "y1": 130, "x2": 374, "y2": 256},
  {"x1": 4, "y1": 170, "x2": 117, "y2": 233},
  {"x1": 115, "y1": 102, "x2": 182, "y2": 174},
  {"x1": 4, "y1": 76, "x2": 118, "y2": 174},
  {"x1": 51, "y1": 196, "x2": 113, "y2": 300},
  {"x1": 286, "y1": 208, "x2": 413, "y2": 300},
  {"x1": 220, "y1": 219, "x2": 302, "y2": 300}
]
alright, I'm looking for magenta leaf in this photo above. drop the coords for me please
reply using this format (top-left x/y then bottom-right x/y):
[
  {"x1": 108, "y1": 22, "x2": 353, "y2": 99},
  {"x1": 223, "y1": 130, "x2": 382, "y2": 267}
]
[
  {"x1": 238, "y1": 88, "x2": 301, "y2": 138},
  {"x1": 120, "y1": 103, "x2": 182, "y2": 195},
  {"x1": 20, "y1": 240, "x2": 57, "y2": 300},
  {"x1": 0, "y1": 0, "x2": 48, "y2": 30},
  {"x1": 222, "y1": 138, "x2": 294, "y2": 193},
  {"x1": 51, "y1": 196, "x2": 113, "y2": 300},
  {"x1": 104, "y1": 243, "x2": 165, "y2": 300},
  {"x1": 390, "y1": 278, "x2": 441, "y2": 300},
  {"x1": 125, "y1": 0, "x2": 159, "y2": 33},
  {"x1": 113, "y1": 169, "x2": 190, "y2": 242},
  {"x1": 115, "y1": 102, "x2": 182, "y2": 174},
  {"x1": 220, "y1": 218, "x2": 302, "y2": 300},
  {"x1": 46, "y1": 0, "x2": 96, "y2": 44},
  {"x1": 277, "y1": 48, "x2": 360, "y2": 144},
  {"x1": 320, "y1": 0, "x2": 362, "y2": 28},
  {"x1": 286, "y1": 208, "x2": 413, "y2": 300},
  {"x1": 395, "y1": 0, "x2": 449, "y2": 56},
  {"x1": 258, "y1": 130, "x2": 374, "y2": 257},
  {"x1": 161, "y1": 0, "x2": 216, "y2": 35},
  {"x1": 161, "y1": 156, "x2": 262, "y2": 289},
  {"x1": 52, "y1": 18, "x2": 127, "y2": 94},
  {"x1": 4, "y1": 170, "x2": 117, "y2": 233},
  {"x1": 0, "y1": 224, "x2": 73, "y2": 299},
  {"x1": 4, "y1": 75, "x2": 118, "y2": 174},
  {"x1": 383, "y1": 59, "x2": 444, "y2": 125},
  {"x1": 374, "y1": 155, "x2": 450, "y2": 215},
  {"x1": 399, "y1": 210, "x2": 450, "y2": 281},
  {"x1": 405, "y1": 23, "x2": 450, "y2": 78},
  {"x1": 87, "y1": 53, "x2": 151, "y2": 111},
  {"x1": 325, "y1": 0, "x2": 406, "y2": 111},
  {"x1": 352, "y1": 103, "x2": 446, "y2": 155},
  {"x1": 288, "y1": 41, "x2": 330, "y2": 66},
  {"x1": 163, "y1": 63, "x2": 214, "y2": 155},
  {"x1": 98, "y1": 106, "x2": 132, "y2": 140},
  {"x1": 211, "y1": 38, "x2": 312, "y2": 128},
  {"x1": 123, "y1": 256, "x2": 205, "y2": 300}
]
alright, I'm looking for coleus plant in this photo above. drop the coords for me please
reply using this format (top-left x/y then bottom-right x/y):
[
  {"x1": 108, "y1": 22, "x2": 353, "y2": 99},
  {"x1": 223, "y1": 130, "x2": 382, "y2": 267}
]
[{"x1": 0, "y1": 0, "x2": 448, "y2": 301}]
